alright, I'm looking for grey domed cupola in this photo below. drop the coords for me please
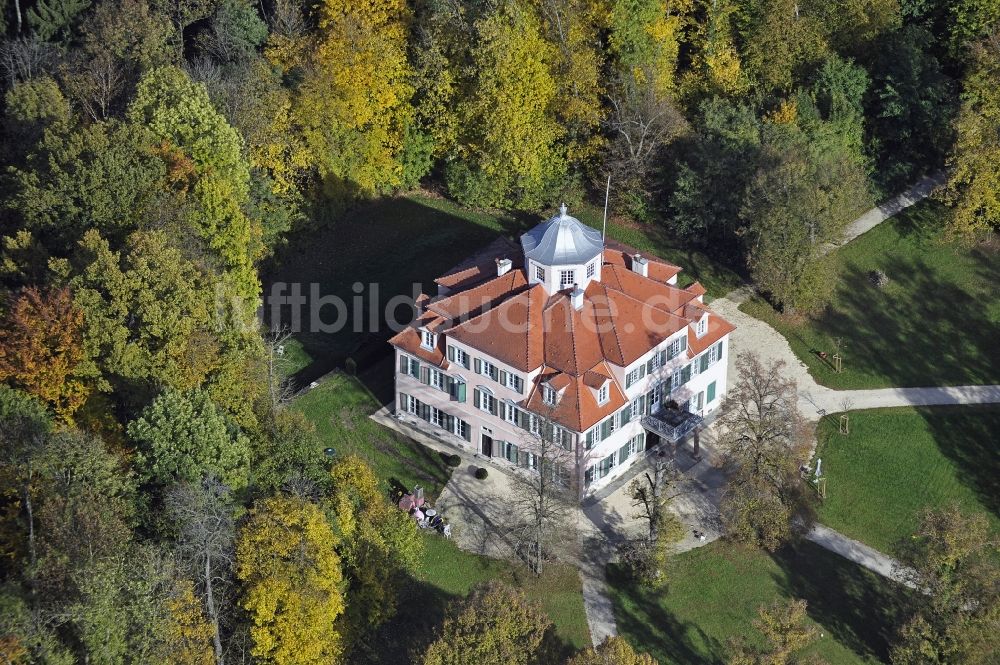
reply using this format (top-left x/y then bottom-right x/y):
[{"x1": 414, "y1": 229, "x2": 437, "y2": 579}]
[{"x1": 521, "y1": 204, "x2": 604, "y2": 293}]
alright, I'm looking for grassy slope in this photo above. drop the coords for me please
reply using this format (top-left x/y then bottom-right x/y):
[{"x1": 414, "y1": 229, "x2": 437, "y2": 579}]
[
  {"x1": 815, "y1": 406, "x2": 1000, "y2": 554},
  {"x1": 264, "y1": 194, "x2": 742, "y2": 386},
  {"x1": 609, "y1": 540, "x2": 911, "y2": 665},
  {"x1": 292, "y1": 371, "x2": 590, "y2": 661},
  {"x1": 741, "y1": 201, "x2": 1000, "y2": 389}
]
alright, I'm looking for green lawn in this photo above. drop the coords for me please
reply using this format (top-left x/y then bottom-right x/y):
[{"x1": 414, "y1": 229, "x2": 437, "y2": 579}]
[
  {"x1": 609, "y1": 540, "x2": 911, "y2": 665},
  {"x1": 293, "y1": 370, "x2": 453, "y2": 500},
  {"x1": 293, "y1": 371, "x2": 590, "y2": 661},
  {"x1": 370, "y1": 534, "x2": 590, "y2": 663},
  {"x1": 815, "y1": 406, "x2": 1000, "y2": 554},
  {"x1": 740, "y1": 201, "x2": 1000, "y2": 389},
  {"x1": 265, "y1": 193, "x2": 741, "y2": 387}
]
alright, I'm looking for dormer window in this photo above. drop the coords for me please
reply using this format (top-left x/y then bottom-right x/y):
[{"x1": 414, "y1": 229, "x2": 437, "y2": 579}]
[
  {"x1": 542, "y1": 385, "x2": 557, "y2": 405},
  {"x1": 696, "y1": 315, "x2": 708, "y2": 338},
  {"x1": 586, "y1": 261, "x2": 596, "y2": 278},
  {"x1": 597, "y1": 383, "x2": 609, "y2": 404},
  {"x1": 535, "y1": 265, "x2": 546, "y2": 281},
  {"x1": 421, "y1": 330, "x2": 437, "y2": 349},
  {"x1": 560, "y1": 270, "x2": 575, "y2": 289}
]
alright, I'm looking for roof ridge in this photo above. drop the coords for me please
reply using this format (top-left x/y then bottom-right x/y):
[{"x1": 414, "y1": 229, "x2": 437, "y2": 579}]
[{"x1": 596, "y1": 283, "x2": 626, "y2": 365}]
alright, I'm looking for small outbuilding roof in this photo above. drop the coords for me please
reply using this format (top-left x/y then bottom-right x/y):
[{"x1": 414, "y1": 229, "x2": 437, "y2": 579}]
[{"x1": 520, "y1": 204, "x2": 604, "y2": 266}]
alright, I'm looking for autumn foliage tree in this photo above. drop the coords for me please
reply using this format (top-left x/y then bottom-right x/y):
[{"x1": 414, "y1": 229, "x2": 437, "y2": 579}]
[
  {"x1": 727, "y1": 599, "x2": 825, "y2": 665},
  {"x1": 718, "y1": 352, "x2": 815, "y2": 551},
  {"x1": 890, "y1": 505, "x2": 999, "y2": 665},
  {"x1": 421, "y1": 581, "x2": 552, "y2": 665},
  {"x1": 328, "y1": 455, "x2": 422, "y2": 645},
  {"x1": 568, "y1": 636, "x2": 660, "y2": 664},
  {"x1": 0, "y1": 286, "x2": 88, "y2": 421},
  {"x1": 942, "y1": 32, "x2": 1000, "y2": 240},
  {"x1": 236, "y1": 496, "x2": 346, "y2": 665}
]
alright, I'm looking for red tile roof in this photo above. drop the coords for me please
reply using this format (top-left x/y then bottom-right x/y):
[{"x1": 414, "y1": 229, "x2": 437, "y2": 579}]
[{"x1": 391, "y1": 233, "x2": 735, "y2": 432}]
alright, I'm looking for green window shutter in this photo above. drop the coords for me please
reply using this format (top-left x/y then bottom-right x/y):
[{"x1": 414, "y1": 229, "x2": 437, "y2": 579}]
[
  {"x1": 411, "y1": 360, "x2": 421, "y2": 378},
  {"x1": 456, "y1": 382, "x2": 467, "y2": 403},
  {"x1": 473, "y1": 388, "x2": 481, "y2": 409},
  {"x1": 585, "y1": 429, "x2": 594, "y2": 449},
  {"x1": 499, "y1": 370, "x2": 508, "y2": 386},
  {"x1": 625, "y1": 372, "x2": 632, "y2": 389},
  {"x1": 447, "y1": 346, "x2": 455, "y2": 362},
  {"x1": 680, "y1": 336, "x2": 687, "y2": 352},
  {"x1": 707, "y1": 381, "x2": 717, "y2": 403},
  {"x1": 399, "y1": 355, "x2": 408, "y2": 374},
  {"x1": 715, "y1": 341, "x2": 723, "y2": 360},
  {"x1": 659, "y1": 349, "x2": 667, "y2": 365},
  {"x1": 600, "y1": 419, "x2": 611, "y2": 440},
  {"x1": 681, "y1": 365, "x2": 691, "y2": 384},
  {"x1": 420, "y1": 367, "x2": 429, "y2": 384},
  {"x1": 700, "y1": 354, "x2": 709, "y2": 373},
  {"x1": 490, "y1": 397, "x2": 498, "y2": 416},
  {"x1": 620, "y1": 405, "x2": 631, "y2": 424},
  {"x1": 646, "y1": 358, "x2": 654, "y2": 373},
  {"x1": 474, "y1": 358, "x2": 482, "y2": 374},
  {"x1": 637, "y1": 394, "x2": 646, "y2": 415},
  {"x1": 619, "y1": 443, "x2": 631, "y2": 464},
  {"x1": 639, "y1": 364, "x2": 646, "y2": 379}
]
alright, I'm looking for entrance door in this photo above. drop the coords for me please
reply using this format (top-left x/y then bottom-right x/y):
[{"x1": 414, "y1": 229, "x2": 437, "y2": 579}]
[{"x1": 481, "y1": 434, "x2": 493, "y2": 457}]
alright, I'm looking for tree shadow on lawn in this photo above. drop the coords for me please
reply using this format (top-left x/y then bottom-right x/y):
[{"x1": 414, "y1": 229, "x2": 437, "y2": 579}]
[
  {"x1": 607, "y1": 564, "x2": 726, "y2": 665},
  {"x1": 812, "y1": 250, "x2": 1000, "y2": 388},
  {"x1": 916, "y1": 405, "x2": 1000, "y2": 519},
  {"x1": 262, "y1": 196, "x2": 522, "y2": 385},
  {"x1": 362, "y1": 569, "x2": 580, "y2": 664},
  {"x1": 770, "y1": 541, "x2": 911, "y2": 663}
]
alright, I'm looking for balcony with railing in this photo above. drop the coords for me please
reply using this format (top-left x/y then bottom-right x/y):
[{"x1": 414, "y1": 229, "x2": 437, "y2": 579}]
[{"x1": 641, "y1": 407, "x2": 703, "y2": 442}]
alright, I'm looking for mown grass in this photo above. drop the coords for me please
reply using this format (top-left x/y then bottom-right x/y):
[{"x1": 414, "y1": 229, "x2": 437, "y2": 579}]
[
  {"x1": 608, "y1": 540, "x2": 911, "y2": 665},
  {"x1": 740, "y1": 201, "x2": 1000, "y2": 389},
  {"x1": 292, "y1": 370, "x2": 590, "y2": 662},
  {"x1": 814, "y1": 406, "x2": 1000, "y2": 554},
  {"x1": 292, "y1": 371, "x2": 452, "y2": 500},
  {"x1": 265, "y1": 193, "x2": 742, "y2": 386}
]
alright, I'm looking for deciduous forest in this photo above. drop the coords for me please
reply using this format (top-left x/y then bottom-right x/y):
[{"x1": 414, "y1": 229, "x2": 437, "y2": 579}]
[{"x1": 0, "y1": 0, "x2": 997, "y2": 663}]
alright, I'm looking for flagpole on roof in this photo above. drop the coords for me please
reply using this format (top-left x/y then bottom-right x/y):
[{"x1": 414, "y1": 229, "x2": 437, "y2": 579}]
[{"x1": 602, "y1": 174, "x2": 610, "y2": 241}]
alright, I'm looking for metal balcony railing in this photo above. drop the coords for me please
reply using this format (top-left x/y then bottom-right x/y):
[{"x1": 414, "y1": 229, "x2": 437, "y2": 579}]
[{"x1": 641, "y1": 408, "x2": 703, "y2": 442}]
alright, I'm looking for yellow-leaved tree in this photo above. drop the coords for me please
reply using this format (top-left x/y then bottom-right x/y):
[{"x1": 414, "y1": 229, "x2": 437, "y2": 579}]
[
  {"x1": 291, "y1": 0, "x2": 413, "y2": 202},
  {"x1": 154, "y1": 580, "x2": 215, "y2": 665},
  {"x1": 447, "y1": 1, "x2": 566, "y2": 208},
  {"x1": 237, "y1": 496, "x2": 346, "y2": 665},
  {"x1": 609, "y1": 0, "x2": 692, "y2": 98},
  {"x1": 943, "y1": 33, "x2": 1000, "y2": 240},
  {"x1": 328, "y1": 455, "x2": 422, "y2": 646}
]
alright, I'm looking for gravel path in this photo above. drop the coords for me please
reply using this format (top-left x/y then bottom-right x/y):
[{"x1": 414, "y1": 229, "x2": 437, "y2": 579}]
[
  {"x1": 711, "y1": 297, "x2": 1000, "y2": 422},
  {"x1": 821, "y1": 171, "x2": 946, "y2": 255}
]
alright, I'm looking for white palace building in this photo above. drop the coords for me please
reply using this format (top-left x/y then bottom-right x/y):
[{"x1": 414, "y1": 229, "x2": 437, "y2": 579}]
[{"x1": 389, "y1": 205, "x2": 735, "y2": 495}]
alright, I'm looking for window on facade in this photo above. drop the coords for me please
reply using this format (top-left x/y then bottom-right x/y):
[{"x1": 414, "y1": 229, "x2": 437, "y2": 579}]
[
  {"x1": 429, "y1": 369, "x2": 445, "y2": 390},
  {"x1": 696, "y1": 316, "x2": 708, "y2": 337},
  {"x1": 560, "y1": 270, "x2": 575, "y2": 289},
  {"x1": 667, "y1": 336, "x2": 686, "y2": 360},
  {"x1": 586, "y1": 261, "x2": 596, "y2": 278},
  {"x1": 505, "y1": 372, "x2": 524, "y2": 393},
  {"x1": 430, "y1": 407, "x2": 444, "y2": 427},
  {"x1": 626, "y1": 365, "x2": 646, "y2": 388},
  {"x1": 400, "y1": 355, "x2": 420, "y2": 378},
  {"x1": 421, "y1": 330, "x2": 436, "y2": 349},
  {"x1": 535, "y1": 265, "x2": 545, "y2": 281},
  {"x1": 707, "y1": 381, "x2": 717, "y2": 403},
  {"x1": 447, "y1": 345, "x2": 471, "y2": 369},
  {"x1": 504, "y1": 441, "x2": 519, "y2": 463},
  {"x1": 597, "y1": 383, "x2": 609, "y2": 404},
  {"x1": 542, "y1": 385, "x2": 557, "y2": 405}
]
